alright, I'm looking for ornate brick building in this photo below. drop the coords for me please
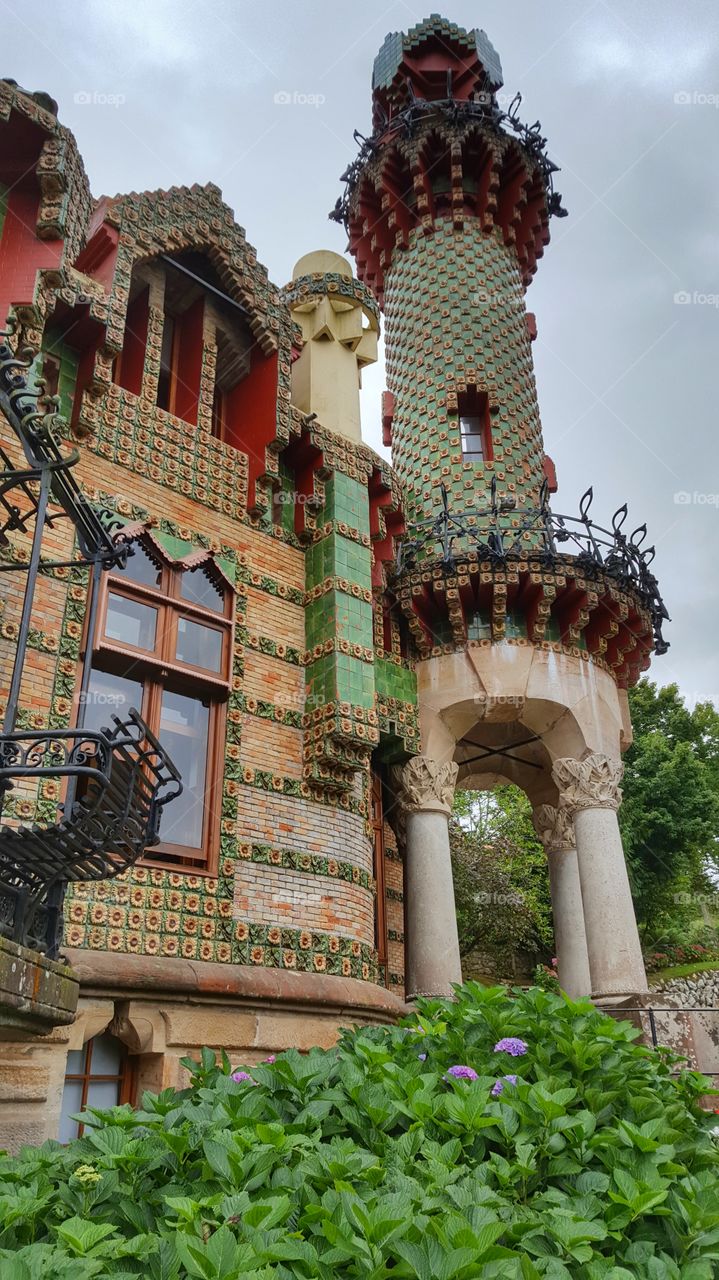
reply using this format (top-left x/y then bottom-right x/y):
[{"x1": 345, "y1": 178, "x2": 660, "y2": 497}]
[{"x1": 0, "y1": 16, "x2": 668, "y2": 1148}]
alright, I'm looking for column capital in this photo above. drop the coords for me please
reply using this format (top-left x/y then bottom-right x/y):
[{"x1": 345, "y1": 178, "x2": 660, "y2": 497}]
[
  {"x1": 552, "y1": 753, "x2": 623, "y2": 814},
  {"x1": 392, "y1": 755, "x2": 458, "y2": 816},
  {"x1": 532, "y1": 803, "x2": 575, "y2": 854}
]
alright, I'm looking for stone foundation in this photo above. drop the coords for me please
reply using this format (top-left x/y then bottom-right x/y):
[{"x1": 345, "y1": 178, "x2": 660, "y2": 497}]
[{"x1": 0, "y1": 950, "x2": 406, "y2": 1154}]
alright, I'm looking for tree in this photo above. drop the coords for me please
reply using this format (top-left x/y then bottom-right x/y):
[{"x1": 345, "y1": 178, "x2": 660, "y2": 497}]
[
  {"x1": 620, "y1": 681, "x2": 719, "y2": 945},
  {"x1": 450, "y1": 785, "x2": 553, "y2": 971}
]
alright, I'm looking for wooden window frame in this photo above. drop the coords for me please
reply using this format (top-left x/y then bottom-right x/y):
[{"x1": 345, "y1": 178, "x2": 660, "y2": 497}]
[
  {"x1": 81, "y1": 543, "x2": 233, "y2": 874},
  {"x1": 62, "y1": 1034, "x2": 135, "y2": 1140}
]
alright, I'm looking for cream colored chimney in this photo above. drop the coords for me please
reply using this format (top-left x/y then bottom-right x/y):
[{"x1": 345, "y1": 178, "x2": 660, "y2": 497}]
[{"x1": 286, "y1": 250, "x2": 379, "y2": 442}]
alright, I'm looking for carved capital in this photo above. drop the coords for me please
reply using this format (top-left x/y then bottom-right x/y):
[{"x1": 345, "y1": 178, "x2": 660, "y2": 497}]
[
  {"x1": 392, "y1": 756, "x2": 458, "y2": 816},
  {"x1": 552, "y1": 754, "x2": 623, "y2": 813},
  {"x1": 532, "y1": 804, "x2": 575, "y2": 853}
]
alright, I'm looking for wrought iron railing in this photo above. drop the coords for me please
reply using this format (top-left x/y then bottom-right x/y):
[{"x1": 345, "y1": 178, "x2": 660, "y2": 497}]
[
  {"x1": 0, "y1": 711, "x2": 182, "y2": 956},
  {"x1": 393, "y1": 480, "x2": 670, "y2": 656},
  {"x1": 331, "y1": 90, "x2": 567, "y2": 231}
]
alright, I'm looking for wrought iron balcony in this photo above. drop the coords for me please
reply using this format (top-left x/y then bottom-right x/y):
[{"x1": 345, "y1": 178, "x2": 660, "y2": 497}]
[
  {"x1": 0, "y1": 711, "x2": 182, "y2": 956},
  {"x1": 394, "y1": 479, "x2": 670, "y2": 659}
]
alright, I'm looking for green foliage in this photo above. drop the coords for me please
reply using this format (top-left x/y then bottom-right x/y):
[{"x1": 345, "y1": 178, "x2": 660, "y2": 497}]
[
  {"x1": 621, "y1": 682, "x2": 719, "y2": 943},
  {"x1": 450, "y1": 787, "x2": 553, "y2": 966},
  {"x1": 1, "y1": 983, "x2": 718, "y2": 1278}
]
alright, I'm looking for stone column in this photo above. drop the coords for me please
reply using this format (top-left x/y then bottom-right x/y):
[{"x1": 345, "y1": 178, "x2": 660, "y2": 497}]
[
  {"x1": 532, "y1": 805, "x2": 591, "y2": 999},
  {"x1": 393, "y1": 756, "x2": 462, "y2": 1000},
  {"x1": 552, "y1": 754, "x2": 647, "y2": 999}
]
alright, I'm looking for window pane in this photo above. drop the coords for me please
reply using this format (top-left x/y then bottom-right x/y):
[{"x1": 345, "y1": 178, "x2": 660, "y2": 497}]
[
  {"x1": 90, "y1": 1034, "x2": 122, "y2": 1075},
  {"x1": 176, "y1": 617, "x2": 223, "y2": 672},
  {"x1": 460, "y1": 414, "x2": 482, "y2": 434},
  {"x1": 113, "y1": 542, "x2": 162, "y2": 589},
  {"x1": 105, "y1": 593, "x2": 157, "y2": 650},
  {"x1": 58, "y1": 1079, "x2": 83, "y2": 1143},
  {"x1": 64, "y1": 1047, "x2": 85, "y2": 1075},
  {"x1": 86, "y1": 1079, "x2": 121, "y2": 1112},
  {"x1": 180, "y1": 567, "x2": 224, "y2": 613},
  {"x1": 83, "y1": 670, "x2": 144, "y2": 731},
  {"x1": 158, "y1": 691, "x2": 209, "y2": 850}
]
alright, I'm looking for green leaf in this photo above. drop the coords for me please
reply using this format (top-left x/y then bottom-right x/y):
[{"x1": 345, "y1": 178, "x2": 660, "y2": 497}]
[{"x1": 55, "y1": 1217, "x2": 118, "y2": 1256}]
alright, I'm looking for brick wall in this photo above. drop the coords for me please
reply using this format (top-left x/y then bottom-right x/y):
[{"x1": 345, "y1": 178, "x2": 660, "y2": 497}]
[
  {"x1": 235, "y1": 783, "x2": 373, "y2": 874},
  {"x1": 239, "y1": 715, "x2": 303, "y2": 778},
  {"x1": 233, "y1": 863, "x2": 374, "y2": 942}
]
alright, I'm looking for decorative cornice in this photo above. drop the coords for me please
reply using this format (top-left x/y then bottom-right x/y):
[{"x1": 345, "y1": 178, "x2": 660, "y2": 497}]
[
  {"x1": 532, "y1": 804, "x2": 575, "y2": 853},
  {"x1": 552, "y1": 754, "x2": 624, "y2": 814},
  {"x1": 392, "y1": 755, "x2": 458, "y2": 816}
]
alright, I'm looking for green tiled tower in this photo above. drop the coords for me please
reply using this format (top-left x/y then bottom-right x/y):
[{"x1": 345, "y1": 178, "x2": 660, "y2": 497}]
[{"x1": 343, "y1": 15, "x2": 565, "y2": 528}]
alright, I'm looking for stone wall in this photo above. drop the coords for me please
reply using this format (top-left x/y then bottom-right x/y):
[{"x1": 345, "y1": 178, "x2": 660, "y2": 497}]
[{"x1": 649, "y1": 969, "x2": 719, "y2": 1079}]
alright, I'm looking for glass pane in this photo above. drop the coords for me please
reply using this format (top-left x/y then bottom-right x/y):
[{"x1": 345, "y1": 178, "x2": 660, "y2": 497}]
[
  {"x1": 90, "y1": 1034, "x2": 122, "y2": 1075},
  {"x1": 86, "y1": 1079, "x2": 121, "y2": 1112},
  {"x1": 113, "y1": 542, "x2": 162, "y2": 589},
  {"x1": 105, "y1": 593, "x2": 157, "y2": 650},
  {"x1": 180, "y1": 567, "x2": 224, "y2": 613},
  {"x1": 176, "y1": 617, "x2": 223, "y2": 672},
  {"x1": 83, "y1": 670, "x2": 143, "y2": 731},
  {"x1": 460, "y1": 415, "x2": 481, "y2": 434},
  {"x1": 64, "y1": 1047, "x2": 85, "y2": 1075},
  {"x1": 158, "y1": 691, "x2": 209, "y2": 849},
  {"x1": 58, "y1": 1079, "x2": 83, "y2": 1143}
]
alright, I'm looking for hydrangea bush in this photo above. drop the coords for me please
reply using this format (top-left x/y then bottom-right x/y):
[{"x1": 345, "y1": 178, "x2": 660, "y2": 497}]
[{"x1": 1, "y1": 982, "x2": 718, "y2": 1279}]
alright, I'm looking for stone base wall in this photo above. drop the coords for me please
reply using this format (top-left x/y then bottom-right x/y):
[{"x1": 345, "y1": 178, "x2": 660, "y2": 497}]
[{"x1": 0, "y1": 952, "x2": 406, "y2": 1154}]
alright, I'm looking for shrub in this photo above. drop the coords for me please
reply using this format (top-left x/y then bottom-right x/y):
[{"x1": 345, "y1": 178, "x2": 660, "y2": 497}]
[
  {"x1": 645, "y1": 942, "x2": 719, "y2": 972},
  {"x1": 1, "y1": 983, "x2": 718, "y2": 1278}
]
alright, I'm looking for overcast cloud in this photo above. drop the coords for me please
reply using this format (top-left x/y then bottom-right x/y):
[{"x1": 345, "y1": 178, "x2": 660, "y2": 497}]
[{"x1": 4, "y1": 0, "x2": 718, "y2": 703}]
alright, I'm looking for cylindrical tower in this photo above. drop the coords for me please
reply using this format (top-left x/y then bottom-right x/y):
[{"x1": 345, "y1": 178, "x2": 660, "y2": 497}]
[
  {"x1": 334, "y1": 16, "x2": 669, "y2": 1004},
  {"x1": 336, "y1": 14, "x2": 565, "y2": 524}
]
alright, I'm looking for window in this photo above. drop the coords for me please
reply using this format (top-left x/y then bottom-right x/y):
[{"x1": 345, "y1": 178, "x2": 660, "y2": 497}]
[
  {"x1": 59, "y1": 1033, "x2": 133, "y2": 1142},
  {"x1": 457, "y1": 389, "x2": 493, "y2": 463},
  {"x1": 82, "y1": 538, "x2": 232, "y2": 871},
  {"x1": 371, "y1": 769, "x2": 388, "y2": 975}
]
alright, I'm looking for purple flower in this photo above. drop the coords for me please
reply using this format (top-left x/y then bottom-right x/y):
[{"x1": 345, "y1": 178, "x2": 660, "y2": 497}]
[
  {"x1": 263, "y1": 1055, "x2": 276, "y2": 1064},
  {"x1": 491, "y1": 1074, "x2": 518, "y2": 1097},
  {"x1": 494, "y1": 1037, "x2": 528, "y2": 1057},
  {"x1": 446, "y1": 1064, "x2": 478, "y2": 1081},
  {"x1": 231, "y1": 1070, "x2": 253, "y2": 1083},
  {"x1": 418, "y1": 1053, "x2": 427, "y2": 1061}
]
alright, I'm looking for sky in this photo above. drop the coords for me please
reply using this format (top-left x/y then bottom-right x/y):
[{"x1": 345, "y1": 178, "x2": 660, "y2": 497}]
[{"x1": 4, "y1": 0, "x2": 718, "y2": 704}]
